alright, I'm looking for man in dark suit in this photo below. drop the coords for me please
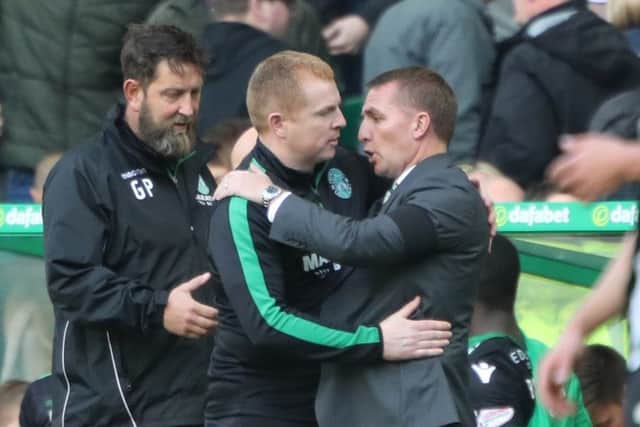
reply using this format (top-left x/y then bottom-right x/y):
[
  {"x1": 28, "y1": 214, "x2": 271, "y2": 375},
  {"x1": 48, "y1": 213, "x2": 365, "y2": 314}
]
[{"x1": 215, "y1": 66, "x2": 489, "y2": 426}]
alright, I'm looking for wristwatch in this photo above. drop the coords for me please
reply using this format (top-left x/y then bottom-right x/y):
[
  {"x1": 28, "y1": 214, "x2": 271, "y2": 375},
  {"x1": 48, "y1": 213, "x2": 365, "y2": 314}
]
[{"x1": 262, "y1": 185, "x2": 282, "y2": 208}]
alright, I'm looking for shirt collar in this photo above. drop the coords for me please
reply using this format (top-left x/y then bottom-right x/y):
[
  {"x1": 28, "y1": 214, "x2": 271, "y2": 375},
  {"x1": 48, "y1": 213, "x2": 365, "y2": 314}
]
[{"x1": 392, "y1": 165, "x2": 417, "y2": 189}]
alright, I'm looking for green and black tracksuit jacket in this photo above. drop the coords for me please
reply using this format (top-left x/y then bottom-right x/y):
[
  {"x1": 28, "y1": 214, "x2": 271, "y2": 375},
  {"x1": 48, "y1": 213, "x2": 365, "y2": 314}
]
[
  {"x1": 206, "y1": 141, "x2": 384, "y2": 424},
  {"x1": 43, "y1": 104, "x2": 217, "y2": 427}
]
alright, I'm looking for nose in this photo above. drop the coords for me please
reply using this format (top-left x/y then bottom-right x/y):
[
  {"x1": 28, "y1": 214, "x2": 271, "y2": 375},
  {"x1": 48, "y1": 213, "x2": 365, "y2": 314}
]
[
  {"x1": 178, "y1": 94, "x2": 197, "y2": 117},
  {"x1": 358, "y1": 120, "x2": 370, "y2": 145},
  {"x1": 334, "y1": 108, "x2": 347, "y2": 129}
]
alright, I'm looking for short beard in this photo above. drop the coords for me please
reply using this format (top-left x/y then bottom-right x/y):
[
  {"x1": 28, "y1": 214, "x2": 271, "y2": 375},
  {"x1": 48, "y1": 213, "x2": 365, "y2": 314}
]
[{"x1": 138, "y1": 103, "x2": 196, "y2": 161}]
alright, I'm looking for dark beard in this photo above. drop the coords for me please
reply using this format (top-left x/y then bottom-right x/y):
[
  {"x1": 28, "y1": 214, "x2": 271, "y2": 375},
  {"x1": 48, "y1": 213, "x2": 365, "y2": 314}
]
[{"x1": 138, "y1": 104, "x2": 196, "y2": 160}]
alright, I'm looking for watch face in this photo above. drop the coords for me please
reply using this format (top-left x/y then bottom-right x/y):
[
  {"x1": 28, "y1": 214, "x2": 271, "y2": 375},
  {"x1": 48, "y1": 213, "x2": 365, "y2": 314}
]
[
  {"x1": 263, "y1": 185, "x2": 282, "y2": 204},
  {"x1": 265, "y1": 185, "x2": 279, "y2": 196}
]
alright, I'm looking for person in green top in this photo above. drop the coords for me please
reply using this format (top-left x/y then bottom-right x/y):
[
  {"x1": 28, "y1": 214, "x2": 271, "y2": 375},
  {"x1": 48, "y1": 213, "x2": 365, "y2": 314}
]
[{"x1": 469, "y1": 234, "x2": 592, "y2": 427}]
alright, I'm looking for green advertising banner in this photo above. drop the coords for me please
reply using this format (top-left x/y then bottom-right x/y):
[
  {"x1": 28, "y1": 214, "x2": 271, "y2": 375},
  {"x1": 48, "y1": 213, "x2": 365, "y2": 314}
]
[
  {"x1": 494, "y1": 201, "x2": 638, "y2": 233},
  {"x1": 0, "y1": 204, "x2": 43, "y2": 234},
  {"x1": 0, "y1": 202, "x2": 637, "y2": 235}
]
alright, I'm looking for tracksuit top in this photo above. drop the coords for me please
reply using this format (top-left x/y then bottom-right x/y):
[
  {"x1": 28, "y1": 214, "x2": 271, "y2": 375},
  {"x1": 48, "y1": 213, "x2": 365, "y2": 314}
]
[
  {"x1": 43, "y1": 104, "x2": 217, "y2": 427},
  {"x1": 206, "y1": 141, "x2": 383, "y2": 423}
]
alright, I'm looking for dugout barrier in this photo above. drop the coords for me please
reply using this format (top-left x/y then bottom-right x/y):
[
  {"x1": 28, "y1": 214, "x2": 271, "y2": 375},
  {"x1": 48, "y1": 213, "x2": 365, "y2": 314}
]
[{"x1": 0, "y1": 201, "x2": 636, "y2": 380}]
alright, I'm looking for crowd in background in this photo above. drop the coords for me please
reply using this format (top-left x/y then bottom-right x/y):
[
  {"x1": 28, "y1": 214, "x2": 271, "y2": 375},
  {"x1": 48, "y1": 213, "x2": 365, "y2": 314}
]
[{"x1": 3, "y1": 0, "x2": 640, "y2": 205}]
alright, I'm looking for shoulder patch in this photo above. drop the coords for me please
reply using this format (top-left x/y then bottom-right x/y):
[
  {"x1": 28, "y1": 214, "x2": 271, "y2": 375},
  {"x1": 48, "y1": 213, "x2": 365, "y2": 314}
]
[{"x1": 327, "y1": 168, "x2": 352, "y2": 199}]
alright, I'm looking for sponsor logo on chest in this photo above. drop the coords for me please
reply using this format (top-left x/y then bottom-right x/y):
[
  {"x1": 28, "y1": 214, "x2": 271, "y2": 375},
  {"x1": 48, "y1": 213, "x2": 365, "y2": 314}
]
[{"x1": 302, "y1": 252, "x2": 341, "y2": 278}]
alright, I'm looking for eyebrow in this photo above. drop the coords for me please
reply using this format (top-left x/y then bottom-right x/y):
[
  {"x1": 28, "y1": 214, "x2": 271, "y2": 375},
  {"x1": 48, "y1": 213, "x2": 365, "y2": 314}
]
[
  {"x1": 362, "y1": 107, "x2": 384, "y2": 119},
  {"x1": 314, "y1": 104, "x2": 339, "y2": 115},
  {"x1": 160, "y1": 86, "x2": 200, "y2": 95}
]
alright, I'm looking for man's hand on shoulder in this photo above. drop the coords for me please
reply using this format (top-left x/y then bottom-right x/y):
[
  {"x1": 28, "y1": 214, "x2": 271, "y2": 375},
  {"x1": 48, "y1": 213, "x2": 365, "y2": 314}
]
[
  {"x1": 163, "y1": 272, "x2": 218, "y2": 338},
  {"x1": 468, "y1": 174, "x2": 497, "y2": 244},
  {"x1": 214, "y1": 166, "x2": 273, "y2": 204},
  {"x1": 379, "y1": 296, "x2": 452, "y2": 361}
]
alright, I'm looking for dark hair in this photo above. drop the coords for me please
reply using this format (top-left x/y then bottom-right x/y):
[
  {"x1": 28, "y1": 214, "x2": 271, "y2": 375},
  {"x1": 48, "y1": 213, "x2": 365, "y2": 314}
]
[
  {"x1": 366, "y1": 66, "x2": 457, "y2": 144},
  {"x1": 120, "y1": 24, "x2": 205, "y2": 89},
  {"x1": 476, "y1": 234, "x2": 520, "y2": 312},
  {"x1": 574, "y1": 344, "x2": 626, "y2": 408},
  {"x1": 201, "y1": 118, "x2": 252, "y2": 149}
]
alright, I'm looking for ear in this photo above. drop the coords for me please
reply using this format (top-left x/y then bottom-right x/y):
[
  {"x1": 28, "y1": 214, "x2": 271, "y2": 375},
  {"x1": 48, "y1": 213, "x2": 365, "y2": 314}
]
[
  {"x1": 123, "y1": 79, "x2": 144, "y2": 113},
  {"x1": 268, "y1": 112, "x2": 287, "y2": 138},
  {"x1": 412, "y1": 112, "x2": 431, "y2": 140}
]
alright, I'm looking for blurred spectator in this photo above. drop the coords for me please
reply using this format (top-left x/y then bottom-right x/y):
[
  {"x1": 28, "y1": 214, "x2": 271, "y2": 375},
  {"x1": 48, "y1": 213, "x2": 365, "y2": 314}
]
[
  {"x1": 29, "y1": 154, "x2": 62, "y2": 207},
  {"x1": 586, "y1": 88, "x2": 640, "y2": 200},
  {"x1": 285, "y1": 0, "x2": 331, "y2": 60},
  {"x1": 305, "y1": 0, "x2": 399, "y2": 94},
  {"x1": 546, "y1": 88, "x2": 640, "y2": 201},
  {"x1": 363, "y1": 0, "x2": 495, "y2": 162},
  {"x1": 470, "y1": 234, "x2": 592, "y2": 427},
  {"x1": 145, "y1": 0, "x2": 212, "y2": 37},
  {"x1": 608, "y1": 0, "x2": 640, "y2": 53},
  {"x1": 0, "y1": 154, "x2": 60, "y2": 383},
  {"x1": 547, "y1": 133, "x2": 640, "y2": 200},
  {"x1": 537, "y1": 231, "x2": 636, "y2": 424},
  {"x1": 472, "y1": 86, "x2": 640, "y2": 202},
  {"x1": 0, "y1": 0, "x2": 161, "y2": 202},
  {"x1": 487, "y1": 0, "x2": 520, "y2": 40},
  {"x1": 0, "y1": 380, "x2": 27, "y2": 427},
  {"x1": 574, "y1": 344, "x2": 626, "y2": 427},
  {"x1": 464, "y1": 162, "x2": 527, "y2": 202},
  {"x1": 197, "y1": 0, "x2": 293, "y2": 138},
  {"x1": 588, "y1": 0, "x2": 609, "y2": 17},
  {"x1": 201, "y1": 118, "x2": 251, "y2": 181},
  {"x1": 308, "y1": 0, "x2": 397, "y2": 55},
  {"x1": 477, "y1": 0, "x2": 640, "y2": 194}
]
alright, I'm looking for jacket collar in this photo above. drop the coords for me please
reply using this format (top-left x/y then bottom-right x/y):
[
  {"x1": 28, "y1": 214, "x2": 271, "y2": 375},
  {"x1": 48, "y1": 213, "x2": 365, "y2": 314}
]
[{"x1": 249, "y1": 140, "x2": 328, "y2": 196}]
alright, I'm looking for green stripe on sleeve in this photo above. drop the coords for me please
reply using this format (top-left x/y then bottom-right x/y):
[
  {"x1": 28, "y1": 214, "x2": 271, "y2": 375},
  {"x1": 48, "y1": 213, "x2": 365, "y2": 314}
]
[{"x1": 228, "y1": 197, "x2": 380, "y2": 348}]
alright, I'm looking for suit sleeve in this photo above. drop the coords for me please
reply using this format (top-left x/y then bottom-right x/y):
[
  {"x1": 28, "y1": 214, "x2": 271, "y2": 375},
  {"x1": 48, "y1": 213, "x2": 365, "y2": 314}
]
[
  {"x1": 210, "y1": 197, "x2": 382, "y2": 363},
  {"x1": 43, "y1": 156, "x2": 168, "y2": 332},
  {"x1": 269, "y1": 173, "x2": 486, "y2": 266}
]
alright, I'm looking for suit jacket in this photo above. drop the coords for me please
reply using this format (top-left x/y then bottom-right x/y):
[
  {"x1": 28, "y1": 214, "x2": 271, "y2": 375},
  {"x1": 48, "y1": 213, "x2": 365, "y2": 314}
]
[{"x1": 269, "y1": 153, "x2": 489, "y2": 427}]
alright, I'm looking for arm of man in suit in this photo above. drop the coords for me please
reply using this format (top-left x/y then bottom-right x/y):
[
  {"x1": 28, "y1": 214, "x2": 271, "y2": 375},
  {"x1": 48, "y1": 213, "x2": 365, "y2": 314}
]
[{"x1": 214, "y1": 168, "x2": 485, "y2": 267}]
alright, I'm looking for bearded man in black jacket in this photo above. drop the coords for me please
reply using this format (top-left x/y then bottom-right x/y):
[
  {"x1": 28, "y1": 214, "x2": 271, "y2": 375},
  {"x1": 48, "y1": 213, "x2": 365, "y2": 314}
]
[{"x1": 43, "y1": 25, "x2": 219, "y2": 427}]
